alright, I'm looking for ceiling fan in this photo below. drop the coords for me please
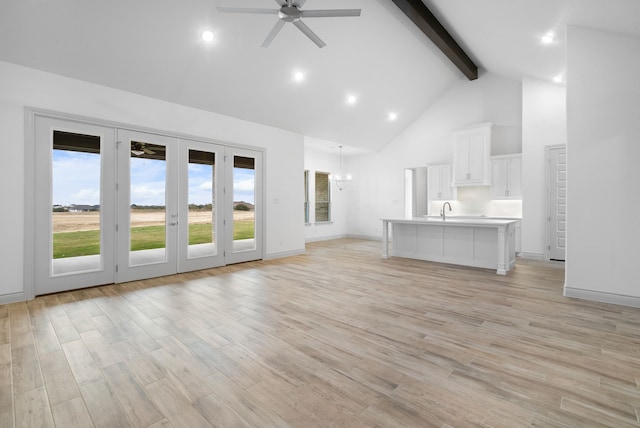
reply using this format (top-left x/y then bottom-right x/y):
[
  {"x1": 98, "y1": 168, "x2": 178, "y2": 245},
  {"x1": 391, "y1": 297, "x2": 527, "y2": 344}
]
[{"x1": 217, "y1": 0, "x2": 361, "y2": 48}]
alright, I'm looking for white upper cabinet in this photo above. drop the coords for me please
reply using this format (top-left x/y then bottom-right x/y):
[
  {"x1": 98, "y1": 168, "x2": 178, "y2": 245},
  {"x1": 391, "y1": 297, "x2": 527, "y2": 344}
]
[
  {"x1": 491, "y1": 154, "x2": 522, "y2": 199},
  {"x1": 427, "y1": 163, "x2": 453, "y2": 201},
  {"x1": 452, "y1": 123, "x2": 492, "y2": 186}
]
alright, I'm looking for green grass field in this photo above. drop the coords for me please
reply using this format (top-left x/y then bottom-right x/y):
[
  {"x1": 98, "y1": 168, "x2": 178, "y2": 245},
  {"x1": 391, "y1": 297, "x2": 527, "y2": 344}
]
[{"x1": 53, "y1": 221, "x2": 255, "y2": 259}]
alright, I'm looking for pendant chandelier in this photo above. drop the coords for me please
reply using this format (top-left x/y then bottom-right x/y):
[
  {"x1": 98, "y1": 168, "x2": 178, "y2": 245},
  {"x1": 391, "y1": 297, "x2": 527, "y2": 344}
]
[{"x1": 329, "y1": 145, "x2": 352, "y2": 190}]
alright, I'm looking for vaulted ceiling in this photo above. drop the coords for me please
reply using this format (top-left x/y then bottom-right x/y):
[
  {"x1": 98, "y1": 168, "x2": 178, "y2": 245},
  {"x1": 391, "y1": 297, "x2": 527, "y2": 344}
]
[{"x1": 1, "y1": 0, "x2": 639, "y2": 153}]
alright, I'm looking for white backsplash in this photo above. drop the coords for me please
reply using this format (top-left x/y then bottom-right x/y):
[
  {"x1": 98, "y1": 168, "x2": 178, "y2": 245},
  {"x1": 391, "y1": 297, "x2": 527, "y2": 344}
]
[{"x1": 430, "y1": 186, "x2": 522, "y2": 218}]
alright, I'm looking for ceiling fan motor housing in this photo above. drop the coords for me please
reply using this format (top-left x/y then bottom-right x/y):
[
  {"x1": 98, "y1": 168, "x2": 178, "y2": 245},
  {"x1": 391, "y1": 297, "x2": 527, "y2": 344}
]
[{"x1": 278, "y1": 5, "x2": 301, "y2": 22}]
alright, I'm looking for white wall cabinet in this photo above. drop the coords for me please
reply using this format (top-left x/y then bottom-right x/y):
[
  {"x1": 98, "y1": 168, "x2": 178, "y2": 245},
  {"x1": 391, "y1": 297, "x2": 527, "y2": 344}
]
[
  {"x1": 427, "y1": 163, "x2": 453, "y2": 201},
  {"x1": 452, "y1": 123, "x2": 492, "y2": 186},
  {"x1": 491, "y1": 154, "x2": 522, "y2": 199}
]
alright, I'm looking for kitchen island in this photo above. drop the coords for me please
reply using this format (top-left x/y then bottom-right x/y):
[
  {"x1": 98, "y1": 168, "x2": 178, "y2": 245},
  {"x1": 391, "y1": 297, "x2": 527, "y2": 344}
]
[{"x1": 381, "y1": 217, "x2": 518, "y2": 275}]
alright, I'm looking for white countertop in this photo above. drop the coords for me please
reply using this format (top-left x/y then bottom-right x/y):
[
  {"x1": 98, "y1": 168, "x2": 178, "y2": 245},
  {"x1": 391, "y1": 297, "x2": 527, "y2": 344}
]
[{"x1": 382, "y1": 217, "x2": 519, "y2": 226}]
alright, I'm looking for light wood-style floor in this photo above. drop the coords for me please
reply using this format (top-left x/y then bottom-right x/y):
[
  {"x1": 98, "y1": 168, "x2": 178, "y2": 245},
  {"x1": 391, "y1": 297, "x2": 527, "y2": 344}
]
[{"x1": 2, "y1": 239, "x2": 640, "y2": 427}]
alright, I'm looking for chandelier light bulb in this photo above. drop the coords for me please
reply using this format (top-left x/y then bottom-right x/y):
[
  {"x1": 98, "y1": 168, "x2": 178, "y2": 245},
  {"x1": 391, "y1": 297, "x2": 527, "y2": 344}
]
[
  {"x1": 201, "y1": 30, "x2": 214, "y2": 42},
  {"x1": 541, "y1": 33, "x2": 555, "y2": 44}
]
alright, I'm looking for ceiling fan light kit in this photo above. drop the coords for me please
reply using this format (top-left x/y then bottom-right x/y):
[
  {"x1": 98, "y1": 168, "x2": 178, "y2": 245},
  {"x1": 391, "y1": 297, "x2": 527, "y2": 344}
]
[{"x1": 217, "y1": 0, "x2": 361, "y2": 48}]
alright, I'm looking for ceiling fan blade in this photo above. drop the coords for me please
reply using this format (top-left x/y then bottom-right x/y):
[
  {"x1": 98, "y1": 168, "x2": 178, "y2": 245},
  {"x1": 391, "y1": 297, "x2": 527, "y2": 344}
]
[
  {"x1": 216, "y1": 7, "x2": 278, "y2": 15},
  {"x1": 273, "y1": 0, "x2": 286, "y2": 6},
  {"x1": 262, "y1": 20, "x2": 286, "y2": 47},
  {"x1": 293, "y1": 20, "x2": 326, "y2": 48},
  {"x1": 301, "y1": 9, "x2": 362, "y2": 18},
  {"x1": 293, "y1": 0, "x2": 308, "y2": 7}
]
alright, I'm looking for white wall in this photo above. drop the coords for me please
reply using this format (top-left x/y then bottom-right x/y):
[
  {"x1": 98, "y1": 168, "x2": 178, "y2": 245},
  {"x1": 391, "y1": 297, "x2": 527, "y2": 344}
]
[
  {"x1": 521, "y1": 78, "x2": 567, "y2": 258},
  {"x1": 565, "y1": 27, "x2": 640, "y2": 305},
  {"x1": 346, "y1": 72, "x2": 523, "y2": 239},
  {"x1": 303, "y1": 139, "x2": 349, "y2": 242},
  {"x1": 0, "y1": 61, "x2": 305, "y2": 303}
]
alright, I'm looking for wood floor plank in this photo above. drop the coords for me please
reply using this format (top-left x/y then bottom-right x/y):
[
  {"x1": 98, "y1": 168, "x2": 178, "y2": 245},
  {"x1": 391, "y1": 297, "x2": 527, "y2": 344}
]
[
  {"x1": 147, "y1": 347, "x2": 212, "y2": 402},
  {"x1": 51, "y1": 396, "x2": 95, "y2": 428},
  {"x1": 79, "y1": 378, "x2": 132, "y2": 428},
  {"x1": 101, "y1": 362, "x2": 164, "y2": 428},
  {"x1": 4, "y1": 239, "x2": 640, "y2": 426},
  {"x1": 202, "y1": 372, "x2": 290, "y2": 428},
  {"x1": 49, "y1": 312, "x2": 82, "y2": 344},
  {"x1": 0, "y1": 343, "x2": 14, "y2": 428},
  {"x1": 144, "y1": 378, "x2": 213, "y2": 428},
  {"x1": 39, "y1": 349, "x2": 81, "y2": 406},
  {"x1": 194, "y1": 393, "x2": 253, "y2": 428},
  {"x1": 0, "y1": 310, "x2": 10, "y2": 346},
  {"x1": 14, "y1": 387, "x2": 54, "y2": 428},
  {"x1": 11, "y1": 342, "x2": 44, "y2": 395},
  {"x1": 61, "y1": 339, "x2": 103, "y2": 386}
]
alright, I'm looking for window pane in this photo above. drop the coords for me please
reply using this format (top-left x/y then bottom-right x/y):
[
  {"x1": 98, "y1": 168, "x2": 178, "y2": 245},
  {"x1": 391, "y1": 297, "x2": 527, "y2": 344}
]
[
  {"x1": 51, "y1": 131, "x2": 102, "y2": 274},
  {"x1": 315, "y1": 172, "x2": 330, "y2": 222},
  {"x1": 188, "y1": 150, "x2": 216, "y2": 258},
  {"x1": 129, "y1": 141, "x2": 167, "y2": 265},
  {"x1": 233, "y1": 155, "x2": 256, "y2": 252}
]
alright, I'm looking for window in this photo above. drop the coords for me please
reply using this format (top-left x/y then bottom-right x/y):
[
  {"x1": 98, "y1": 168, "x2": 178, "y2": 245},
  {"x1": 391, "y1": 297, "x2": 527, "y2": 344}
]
[
  {"x1": 304, "y1": 170, "x2": 310, "y2": 223},
  {"x1": 315, "y1": 171, "x2": 331, "y2": 222}
]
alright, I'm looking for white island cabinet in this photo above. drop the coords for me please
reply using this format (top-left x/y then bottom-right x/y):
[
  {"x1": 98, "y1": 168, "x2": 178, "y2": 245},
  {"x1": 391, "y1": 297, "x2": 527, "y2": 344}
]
[{"x1": 382, "y1": 217, "x2": 518, "y2": 275}]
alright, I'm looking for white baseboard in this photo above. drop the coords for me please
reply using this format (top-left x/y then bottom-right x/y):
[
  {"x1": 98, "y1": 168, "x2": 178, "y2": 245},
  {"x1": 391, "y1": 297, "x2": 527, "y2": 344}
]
[
  {"x1": 263, "y1": 249, "x2": 306, "y2": 260},
  {"x1": 517, "y1": 252, "x2": 545, "y2": 260},
  {"x1": 305, "y1": 234, "x2": 347, "y2": 243},
  {"x1": 564, "y1": 287, "x2": 640, "y2": 308},
  {"x1": 305, "y1": 234, "x2": 381, "y2": 243},
  {"x1": 0, "y1": 292, "x2": 26, "y2": 305},
  {"x1": 345, "y1": 234, "x2": 381, "y2": 241}
]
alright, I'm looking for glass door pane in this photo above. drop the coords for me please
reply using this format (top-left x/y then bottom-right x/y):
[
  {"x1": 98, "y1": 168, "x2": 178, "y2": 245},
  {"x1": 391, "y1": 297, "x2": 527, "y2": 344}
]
[
  {"x1": 34, "y1": 117, "x2": 115, "y2": 295},
  {"x1": 52, "y1": 131, "x2": 103, "y2": 274},
  {"x1": 225, "y1": 148, "x2": 262, "y2": 265},
  {"x1": 177, "y1": 140, "x2": 225, "y2": 272},
  {"x1": 232, "y1": 155, "x2": 256, "y2": 252},
  {"x1": 187, "y1": 149, "x2": 216, "y2": 258},
  {"x1": 129, "y1": 140, "x2": 168, "y2": 265}
]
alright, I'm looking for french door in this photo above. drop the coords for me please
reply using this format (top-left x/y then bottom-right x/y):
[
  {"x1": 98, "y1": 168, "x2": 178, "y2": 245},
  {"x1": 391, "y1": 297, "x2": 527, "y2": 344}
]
[
  {"x1": 178, "y1": 138, "x2": 226, "y2": 272},
  {"x1": 224, "y1": 147, "x2": 263, "y2": 265},
  {"x1": 115, "y1": 130, "x2": 180, "y2": 282},
  {"x1": 34, "y1": 117, "x2": 117, "y2": 295},
  {"x1": 33, "y1": 116, "x2": 262, "y2": 295}
]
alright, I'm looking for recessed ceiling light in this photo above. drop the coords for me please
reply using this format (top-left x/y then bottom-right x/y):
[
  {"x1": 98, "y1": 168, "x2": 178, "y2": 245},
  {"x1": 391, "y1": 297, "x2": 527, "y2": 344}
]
[
  {"x1": 201, "y1": 30, "x2": 215, "y2": 42},
  {"x1": 346, "y1": 94, "x2": 357, "y2": 105},
  {"x1": 293, "y1": 71, "x2": 305, "y2": 82},
  {"x1": 388, "y1": 112, "x2": 398, "y2": 121},
  {"x1": 541, "y1": 33, "x2": 555, "y2": 44},
  {"x1": 553, "y1": 74, "x2": 563, "y2": 83}
]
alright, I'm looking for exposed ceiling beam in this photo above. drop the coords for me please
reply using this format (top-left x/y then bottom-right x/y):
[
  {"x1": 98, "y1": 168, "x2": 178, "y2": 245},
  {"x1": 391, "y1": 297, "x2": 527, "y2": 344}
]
[{"x1": 391, "y1": 0, "x2": 478, "y2": 80}]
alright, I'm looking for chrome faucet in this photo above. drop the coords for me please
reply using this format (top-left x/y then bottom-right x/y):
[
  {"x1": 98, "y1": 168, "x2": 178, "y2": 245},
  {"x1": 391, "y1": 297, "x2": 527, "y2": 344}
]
[{"x1": 440, "y1": 202, "x2": 452, "y2": 220}]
